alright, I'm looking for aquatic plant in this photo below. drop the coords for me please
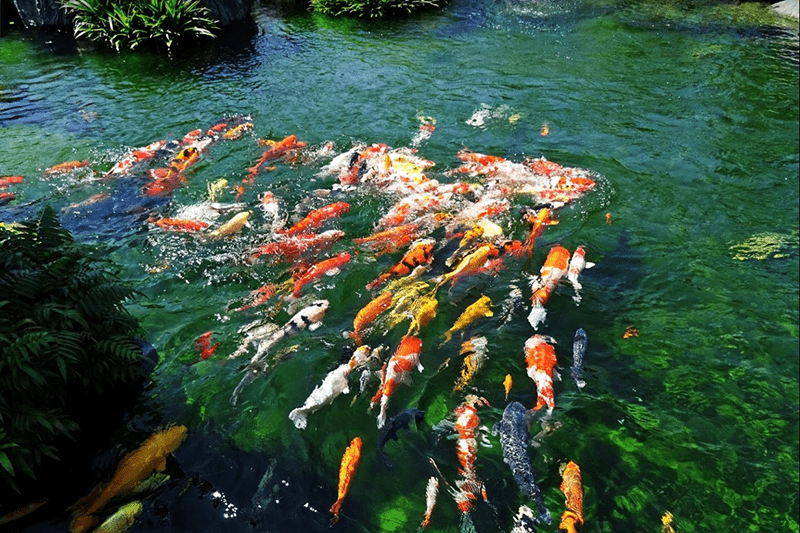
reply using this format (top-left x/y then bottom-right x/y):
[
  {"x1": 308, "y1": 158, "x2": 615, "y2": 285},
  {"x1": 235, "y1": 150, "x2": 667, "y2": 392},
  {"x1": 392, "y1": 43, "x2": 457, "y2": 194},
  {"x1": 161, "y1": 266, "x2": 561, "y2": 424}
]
[
  {"x1": 59, "y1": 0, "x2": 218, "y2": 51},
  {"x1": 311, "y1": 0, "x2": 446, "y2": 18},
  {"x1": 0, "y1": 206, "x2": 145, "y2": 493}
]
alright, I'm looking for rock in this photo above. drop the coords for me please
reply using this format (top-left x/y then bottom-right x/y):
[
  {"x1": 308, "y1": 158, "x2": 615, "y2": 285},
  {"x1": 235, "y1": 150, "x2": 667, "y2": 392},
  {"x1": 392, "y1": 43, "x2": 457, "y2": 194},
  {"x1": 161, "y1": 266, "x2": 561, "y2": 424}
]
[{"x1": 771, "y1": 0, "x2": 799, "y2": 19}]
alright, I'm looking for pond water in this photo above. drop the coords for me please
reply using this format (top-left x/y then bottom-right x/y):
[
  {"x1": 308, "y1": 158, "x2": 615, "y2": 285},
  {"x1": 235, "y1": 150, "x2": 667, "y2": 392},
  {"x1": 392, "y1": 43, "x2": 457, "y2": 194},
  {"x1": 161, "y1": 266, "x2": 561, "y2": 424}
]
[{"x1": 1, "y1": 1, "x2": 798, "y2": 531}]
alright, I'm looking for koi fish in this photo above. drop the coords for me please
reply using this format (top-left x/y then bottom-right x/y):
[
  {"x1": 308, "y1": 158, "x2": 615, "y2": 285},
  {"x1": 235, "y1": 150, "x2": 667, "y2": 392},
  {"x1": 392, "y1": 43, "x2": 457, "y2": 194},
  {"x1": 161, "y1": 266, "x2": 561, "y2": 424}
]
[
  {"x1": 662, "y1": 511, "x2": 676, "y2": 533},
  {"x1": 353, "y1": 223, "x2": 422, "y2": 255},
  {"x1": 442, "y1": 295, "x2": 493, "y2": 344},
  {"x1": 103, "y1": 140, "x2": 166, "y2": 178},
  {"x1": 234, "y1": 284, "x2": 277, "y2": 312},
  {"x1": 445, "y1": 219, "x2": 503, "y2": 267},
  {"x1": 330, "y1": 436, "x2": 362, "y2": 524},
  {"x1": 370, "y1": 335, "x2": 424, "y2": 428},
  {"x1": 451, "y1": 395, "x2": 490, "y2": 518},
  {"x1": 453, "y1": 336, "x2": 489, "y2": 393},
  {"x1": 366, "y1": 238, "x2": 436, "y2": 290},
  {"x1": 510, "y1": 505, "x2": 538, "y2": 533},
  {"x1": 377, "y1": 407, "x2": 423, "y2": 469},
  {"x1": 567, "y1": 245, "x2": 594, "y2": 303},
  {"x1": 248, "y1": 230, "x2": 345, "y2": 264},
  {"x1": 152, "y1": 218, "x2": 209, "y2": 232},
  {"x1": 207, "y1": 178, "x2": 228, "y2": 202},
  {"x1": 70, "y1": 425, "x2": 188, "y2": 533},
  {"x1": 207, "y1": 211, "x2": 251, "y2": 239},
  {"x1": 524, "y1": 335, "x2": 559, "y2": 417},
  {"x1": 230, "y1": 300, "x2": 329, "y2": 406},
  {"x1": 289, "y1": 345, "x2": 373, "y2": 429},
  {"x1": 381, "y1": 279, "x2": 434, "y2": 333},
  {"x1": 0, "y1": 192, "x2": 15, "y2": 205},
  {"x1": 504, "y1": 374, "x2": 513, "y2": 400},
  {"x1": 43, "y1": 159, "x2": 90, "y2": 176},
  {"x1": 227, "y1": 320, "x2": 280, "y2": 360},
  {"x1": 350, "y1": 290, "x2": 393, "y2": 346},
  {"x1": 436, "y1": 242, "x2": 498, "y2": 289},
  {"x1": 222, "y1": 121, "x2": 253, "y2": 140},
  {"x1": 281, "y1": 201, "x2": 350, "y2": 236},
  {"x1": 247, "y1": 134, "x2": 307, "y2": 179},
  {"x1": 527, "y1": 245, "x2": 571, "y2": 329},
  {"x1": 0, "y1": 499, "x2": 48, "y2": 526},
  {"x1": 0, "y1": 175, "x2": 24, "y2": 189},
  {"x1": 405, "y1": 292, "x2": 438, "y2": 336},
  {"x1": 290, "y1": 252, "x2": 351, "y2": 298},
  {"x1": 421, "y1": 476, "x2": 439, "y2": 528},
  {"x1": 491, "y1": 402, "x2": 551, "y2": 524},
  {"x1": 195, "y1": 331, "x2": 221, "y2": 360},
  {"x1": 93, "y1": 501, "x2": 143, "y2": 533},
  {"x1": 523, "y1": 207, "x2": 558, "y2": 256},
  {"x1": 571, "y1": 328, "x2": 587, "y2": 390},
  {"x1": 559, "y1": 461, "x2": 584, "y2": 533}
]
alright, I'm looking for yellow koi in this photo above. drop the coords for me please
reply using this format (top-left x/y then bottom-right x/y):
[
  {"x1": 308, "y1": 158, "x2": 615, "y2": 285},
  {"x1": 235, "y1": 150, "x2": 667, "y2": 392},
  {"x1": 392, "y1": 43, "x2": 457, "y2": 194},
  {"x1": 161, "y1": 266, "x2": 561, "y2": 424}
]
[
  {"x1": 503, "y1": 374, "x2": 512, "y2": 400},
  {"x1": 453, "y1": 336, "x2": 488, "y2": 392},
  {"x1": 662, "y1": 511, "x2": 677, "y2": 533},
  {"x1": 207, "y1": 178, "x2": 228, "y2": 202},
  {"x1": 406, "y1": 292, "x2": 439, "y2": 336},
  {"x1": 442, "y1": 295, "x2": 493, "y2": 344},
  {"x1": 437, "y1": 242, "x2": 497, "y2": 288},
  {"x1": 94, "y1": 501, "x2": 143, "y2": 533},
  {"x1": 207, "y1": 211, "x2": 251, "y2": 239}
]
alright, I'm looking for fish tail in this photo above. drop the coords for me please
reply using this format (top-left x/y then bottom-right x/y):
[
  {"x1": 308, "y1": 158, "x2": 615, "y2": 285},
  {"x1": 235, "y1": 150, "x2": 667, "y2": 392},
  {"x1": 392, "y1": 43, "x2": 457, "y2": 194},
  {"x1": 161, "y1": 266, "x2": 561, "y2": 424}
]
[
  {"x1": 70, "y1": 513, "x2": 101, "y2": 533},
  {"x1": 288, "y1": 408, "x2": 308, "y2": 430},
  {"x1": 349, "y1": 331, "x2": 363, "y2": 346},
  {"x1": 527, "y1": 305, "x2": 546, "y2": 330}
]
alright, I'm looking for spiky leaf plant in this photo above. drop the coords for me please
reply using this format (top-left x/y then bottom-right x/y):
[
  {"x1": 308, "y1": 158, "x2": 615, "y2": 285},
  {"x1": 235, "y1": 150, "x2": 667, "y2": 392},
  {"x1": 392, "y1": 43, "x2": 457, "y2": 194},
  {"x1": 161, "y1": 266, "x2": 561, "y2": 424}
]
[
  {"x1": 0, "y1": 206, "x2": 145, "y2": 493},
  {"x1": 311, "y1": 0, "x2": 445, "y2": 18}
]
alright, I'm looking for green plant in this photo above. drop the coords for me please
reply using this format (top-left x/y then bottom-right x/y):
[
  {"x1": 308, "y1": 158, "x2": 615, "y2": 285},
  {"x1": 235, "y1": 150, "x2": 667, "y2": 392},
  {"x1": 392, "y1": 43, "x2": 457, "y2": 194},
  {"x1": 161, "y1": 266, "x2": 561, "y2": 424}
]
[
  {"x1": 311, "y1": 0, "x2": 445, "y2": 18},
  {"x1": 0, "y1": 206, "x2": 145, "y2": 493},
  {"x1": 59, "y1": 0, "x2": 218, "y2": 51}
]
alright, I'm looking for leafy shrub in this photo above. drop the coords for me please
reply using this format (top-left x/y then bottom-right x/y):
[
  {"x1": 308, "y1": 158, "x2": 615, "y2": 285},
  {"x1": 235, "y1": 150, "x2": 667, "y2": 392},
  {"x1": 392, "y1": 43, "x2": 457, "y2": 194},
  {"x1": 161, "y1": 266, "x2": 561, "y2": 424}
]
[
  {"x1": 311, "y1": 0, "x2": 446, "y2": 18},
  {"x1": 0, "y1": 206, "x2": 146, "y2": 493},
  {"x1": 59, "y1": 0, "x2": 219, "y2": 51}
]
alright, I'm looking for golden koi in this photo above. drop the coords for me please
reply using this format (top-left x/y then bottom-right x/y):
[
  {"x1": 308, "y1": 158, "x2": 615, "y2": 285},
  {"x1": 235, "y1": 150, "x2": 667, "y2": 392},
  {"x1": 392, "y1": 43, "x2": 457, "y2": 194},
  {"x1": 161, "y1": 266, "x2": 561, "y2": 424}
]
[
  {"x1": 528, "y1": 245, "x2": 571, "y2": 329},
  {"x1": 453, "y1": 336, "x2": 488, "y2": 393},
  {"x1": 381, "y1": 279, "x2": 434, "y2": 333},
  {"x1": 437, "y1": 243, "x2": 497, "y2": 289},
  {"x1": 662, "y1": 511, "x2": 677, "y2": 533},
  {"x1": 330, "y1": 436, "x2": 362, "y2": 524},
  {"x1": 370, "y1": 335, "x2": 424, "y2": 428},
  {"x1": 523, "y1": 207, "x2": 558, "y2": 256},
  {"x1": 406, "y1": 292, "x2": 439, "y2": 336},
  {"x1": 524, "y1": 335, "x2": 558, "y2": 417},
  {"x1": 222, "y1": 121, "x2": 253, "y2": 140},
  {"x1": 366, "y1": 238, "x2": 435, "y2": 290},
  {"x1": 559, "y1": 461, "x2": 585, "y2": 533},
  {"x1": 503, "y1": 374, "x2": 512, "y2": 400},
  {"x1": 442, "y1": 295, "x2": 493, "y2": 344},
  {"x1": 207, "y1": 178, "x2": 228, "y2": 202},
  {"x1": 70, "y1": 426, "x2": 188, "y2": 533},
  {"x1": 351, "y1": 290, "x2": 393, "y2": 346},
  {"x1": 94, "y1": 501, "x2": 143, "y2": 533},
  {"x1": 206, "y1": 211, "x2": 251, "y2": 239}
]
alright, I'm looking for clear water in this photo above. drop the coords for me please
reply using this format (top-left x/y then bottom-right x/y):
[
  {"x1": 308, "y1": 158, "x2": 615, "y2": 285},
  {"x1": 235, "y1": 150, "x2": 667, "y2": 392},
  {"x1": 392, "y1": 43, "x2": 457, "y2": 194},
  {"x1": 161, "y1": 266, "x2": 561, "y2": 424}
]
[{"x1": 1, "y1": 1, "x2": 798, "y2": 531}]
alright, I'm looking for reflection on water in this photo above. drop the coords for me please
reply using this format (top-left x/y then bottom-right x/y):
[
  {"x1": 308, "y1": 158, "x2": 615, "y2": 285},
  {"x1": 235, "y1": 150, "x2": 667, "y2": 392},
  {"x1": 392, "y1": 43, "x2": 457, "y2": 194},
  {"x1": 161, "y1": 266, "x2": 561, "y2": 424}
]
[{"x1": 0, "y1": 1, "x2": 798, "y2": 532}]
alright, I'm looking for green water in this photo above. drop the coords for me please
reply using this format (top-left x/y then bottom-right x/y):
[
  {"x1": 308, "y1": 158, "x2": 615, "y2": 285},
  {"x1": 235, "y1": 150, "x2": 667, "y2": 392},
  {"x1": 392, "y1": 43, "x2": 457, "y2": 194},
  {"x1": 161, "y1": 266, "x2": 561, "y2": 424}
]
[{"x1": 1, "y1": 1, "x2": 798, "y2": 531}]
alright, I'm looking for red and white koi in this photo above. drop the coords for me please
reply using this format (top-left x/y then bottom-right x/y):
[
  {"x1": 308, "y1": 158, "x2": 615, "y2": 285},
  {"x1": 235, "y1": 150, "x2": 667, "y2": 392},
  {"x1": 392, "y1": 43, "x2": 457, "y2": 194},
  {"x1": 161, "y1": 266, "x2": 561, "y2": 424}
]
[
  {"x1": 353, "y1": 223, "x2": 423, "y2": 255},
  {"x1": 330, "y1": 436, "x2": 362, "y2": 524},
  {"x1": 567, "y1": 245, "x2": 594, "y2": 303},
  {"x1": 103, "y1": 140, "x2": 166, "y2": 178},
  {"x1": 370, "y1": 335, "x2": 424, "y2": 428},
  {"x1": 288, "y1": 345, "x2": 373, "y2": 429},
  {"x1": 524, "y1": 335, "x2": 559, "y2": 417},
  {"x1": 420, "y1": 476, "x2": 439, "y2": 528},
  {"x1": 290, "y1": 252, "x2": 351, "y2": 298},
  {"x1": 451, "y1": 395, "x2": 490, "y2": 518},
  {"x1": 527, "y1": 245, "x2": 571, "y2": 329}
]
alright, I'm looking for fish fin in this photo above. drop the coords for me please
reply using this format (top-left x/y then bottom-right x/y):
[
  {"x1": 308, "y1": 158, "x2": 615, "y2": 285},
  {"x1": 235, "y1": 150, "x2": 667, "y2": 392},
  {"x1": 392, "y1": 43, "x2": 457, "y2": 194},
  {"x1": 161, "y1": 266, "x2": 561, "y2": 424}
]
[
  {"x1": 324, "y1": 267, "x2": 341, "y2": 277},
  {"x1": 288, "y1": 408, "x2": 308, "y2": 429},
  {"x1": 308, "y1": 321, "x2": 322, "y2": 331},
  {"x1": 343, "y1": 384, "x2": 350, "y2": 395},
  {"x1": 585, "y1": 261, "x2": 596, "y2": 268},
  {"x1": 155, "y1": 456, "x2": 168, "y2": 472},
  {"x1": 527, "y1": 306, "x2": 546, "y2": 330}
]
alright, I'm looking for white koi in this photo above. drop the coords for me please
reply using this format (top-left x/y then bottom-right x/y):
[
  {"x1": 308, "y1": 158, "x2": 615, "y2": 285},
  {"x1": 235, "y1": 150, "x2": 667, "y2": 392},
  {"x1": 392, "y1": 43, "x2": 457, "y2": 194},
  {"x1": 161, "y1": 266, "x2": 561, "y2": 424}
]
[{"x1": 566, "y1": 245, "x2": 594, "y2": 303}]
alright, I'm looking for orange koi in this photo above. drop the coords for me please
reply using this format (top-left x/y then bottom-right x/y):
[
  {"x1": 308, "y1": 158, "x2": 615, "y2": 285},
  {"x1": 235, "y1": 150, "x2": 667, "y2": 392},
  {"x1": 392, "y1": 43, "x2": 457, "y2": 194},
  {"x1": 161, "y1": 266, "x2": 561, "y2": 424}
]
[
  {"x1": 330, "y1": 436, "x2": 362, "y2": 524},
  {"x1": 524, "y1": 335, "x2": 558, "y2": 416},
  {"x1": 353, "y1": 223, "x2": 421, "y2": 255},
  {"x1": 43, "y1": 159, "x2": 90, "y2": 176},
  {"x1": 249, "y1": 230, "x2": 345, "y2": 264},
  {"x1": 606, "y1": 212, "x2": 612, "y2": 224},
  {"x1": 528, "y1": 245, "x2": 571, "y2": 329},
  {"x1": 195, "y1": 331, "x2": 221, "y2": 360},
  {"x1": 0, "y1": 192, "x2": 16, "y2": 205},
  {"x1": 541, "y1": 123, "x2": 550, "y2": 136},
  {"x1": 350, "y1": 290, "x2": 393, "y2": 346},
  {"x1": 234, "y1": 284, "x2": 277, "y2": 312},
  {"x1": 281, "y1": 201, "x2": 350, "y2": 236},
  {"x1": 0, "y1": 499, "x2": 48, "y2": 526},
  {"x1": 523, "y1": 207, "x2": 558, "y2": 255},
  {"x1": 70, "y1": 426, "x2": 188, "y2": 533},
  {"x1": 623, "y1": 326, "x2": 638, "y2": 339},
  {"x1": 370, "y1": 335, "x2": 424, "y2": 428},
  {"x1": 503, "y1": 374, "x2": 512, "y2": 400},
  {"x1": 247, "y1": 134, "x2": 307, "y2": 178},
  {"x1": 291, "y1": 252, "x2": 351, "y2": 298},
  {"x1": 559, "y1": 461, "x2": 585, "y2": 533},
  {"x1": 366, "y1": 238, "x2": 435, "y2": 290},
  {"x1": 152, "y1": 218, "x2": 209, "y2": 232},
  {"x1": 0, "y1": 175, "x2": 24, "y2": 189}
]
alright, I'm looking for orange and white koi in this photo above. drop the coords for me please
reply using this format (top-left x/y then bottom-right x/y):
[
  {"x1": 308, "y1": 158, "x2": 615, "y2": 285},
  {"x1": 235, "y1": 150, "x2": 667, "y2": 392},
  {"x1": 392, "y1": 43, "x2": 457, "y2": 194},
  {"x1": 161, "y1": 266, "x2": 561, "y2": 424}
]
[
  {"x1": 248, "y1": 229, "x2": 345, "y2": 264},
  {"x1": 528, "y1": 245, "x2": 571, "y2": 329},
  {"x1": 234, "y1": 284, "x2": 277, "y2": 312},
  {"x1": 370, "y1": 335, "x2": 424, "y2": 428},
  {"x1": 442, "y1": 295, "x2": 493, "y2": 344},
  {"x1": 70, "y1": 426, "x2": 188, "y2": 533},
  {"x1": 103, "y1": 140, "x2": 166, "y2": 178},
  {"x1": 451, "y1": 395, "x2": 490, "y2": 517},
  {"x1": 152, "y1": 218, "x2": 209, "y2": 232},
  {"x1": 366, "y1": 238, "x2": 436, "y2": 290},
  {"x1": 43, "y1": 159, "x2": 90, "y2": 176},
  {"x1": 289, "y1": 345, "x2": 373, "y2": 429},
  {"x1": 290, "y1": 252, "x2": 351, "y2": 298},
  {"x1": 206, "y1": 211, "x2": 251, "y2": 239},
  {"x1": 378, "y1": 193, "x2": 444, "y2": 228},
  {"x1": 195, "y1": 331, "x2": 220, "y2": 360},
  {"x1": 559, "y1": 461, "x2": 585, "y2": 533},
  {"x1": 421, "y1": 476, "x2": 439, "y2": 528},
  {"x1": 281, "y1": 201, "x2": 350, "y2": 236},
  {"x1": 411, "y1": 116, "x2": 436, "y2": 147},
  {"x1": 524, "y1": 335, "x2": 559, "y2": 417},
  {"x1": 0, "y1": 175, "x2": 24, "y2": 189},
  {"x1": 453, "y1": 336, "x2": 488, "y2": 393},
  {"x1": 350, "y1": 290, "x2": 393, "y2": 346},
  {"x1": 330, "y1": 436, "x2": 362, "y2": 524},
  {"x1": 567, "y1": 245, "x2": 594, "y2": 303}
]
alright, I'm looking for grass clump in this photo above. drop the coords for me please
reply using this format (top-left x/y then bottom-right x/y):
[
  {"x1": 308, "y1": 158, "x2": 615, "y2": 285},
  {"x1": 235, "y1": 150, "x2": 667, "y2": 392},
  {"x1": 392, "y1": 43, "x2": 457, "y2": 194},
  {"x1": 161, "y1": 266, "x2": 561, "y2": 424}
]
[
  {"x1": 0, "y1": 206, "x2": 146, "y2": 493},
  {"x1": 59, "y1": 0, "x2": 219, "y2": 51},
  {"x1": 311, "y1": 0, "x2": 446, "y2": 18}
]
